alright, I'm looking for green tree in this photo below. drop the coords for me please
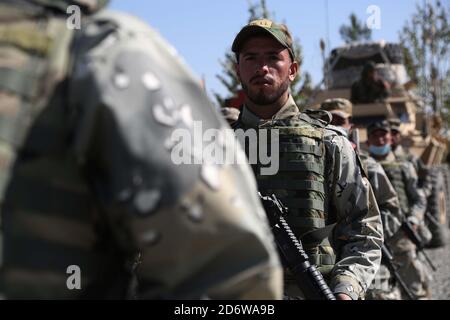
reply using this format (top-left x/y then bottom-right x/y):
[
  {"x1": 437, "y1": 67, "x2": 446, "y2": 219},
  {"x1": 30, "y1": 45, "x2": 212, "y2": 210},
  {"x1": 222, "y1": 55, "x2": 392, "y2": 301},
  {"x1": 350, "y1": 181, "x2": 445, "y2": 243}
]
[
  {"x1": 247, "y1": 0, "x2": 271, "y2": 20},
  {"x1": 290, "y1": 39, "x2": 314, "y2": 107},
  {"x1": 213, "y1": 0, "x2": 313, "y2": 109},
  {"x1": 399, "y1": 0, "x2": 450, "y2": 119},
  {"x1": 339, "y1": 13, "x2": 372, "y2": 44}
]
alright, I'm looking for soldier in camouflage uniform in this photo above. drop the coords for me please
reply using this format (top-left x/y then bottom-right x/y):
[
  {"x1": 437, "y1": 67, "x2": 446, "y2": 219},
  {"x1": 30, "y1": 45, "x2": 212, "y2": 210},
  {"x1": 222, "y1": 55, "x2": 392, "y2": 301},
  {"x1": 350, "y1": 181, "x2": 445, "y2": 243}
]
[
  {"x1": 0, "y1": 0, "x2": 283, "y2": 299},
  {"x1": 351, "y1": 61, "x2": 390, "y2": 104},
  {"x1": 320, "y1": 99, "x2": 402, "y2": 300},
  {"x1": 367, "y1": 120, "x2": 432, "y2": 299},
  {"x1": 389, "y1": 119, "x2": 432, "y2": 246},
  {"x1": 319, "y1": 98, "x2": 353, "y2": 134},
  {"x1": 230, "y1": 20, "x2": 383, "y2": 300},
  {"x1": 390, "y1": 118, "x2": 430, "y2": 190}
]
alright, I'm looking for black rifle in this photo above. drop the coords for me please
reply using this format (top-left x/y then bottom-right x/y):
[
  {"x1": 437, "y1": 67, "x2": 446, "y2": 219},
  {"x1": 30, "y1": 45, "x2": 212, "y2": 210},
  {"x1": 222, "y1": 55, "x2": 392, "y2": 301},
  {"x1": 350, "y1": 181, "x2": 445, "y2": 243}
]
[
  {"x1": 381, "y1": 244, "x2": 415, "y2": 300},
  {"x1": 350, "y1": 128, "x2": 360, "y2": 153},
  {"x1": 401, "y1": 220, "x2": 437, "y2": 271},
  {"x1": 425, "y1": 211, "x2": 441, "y2": 227},
  {"x1": 259, "y1": 193, "x2": 336, "y2": 300}
]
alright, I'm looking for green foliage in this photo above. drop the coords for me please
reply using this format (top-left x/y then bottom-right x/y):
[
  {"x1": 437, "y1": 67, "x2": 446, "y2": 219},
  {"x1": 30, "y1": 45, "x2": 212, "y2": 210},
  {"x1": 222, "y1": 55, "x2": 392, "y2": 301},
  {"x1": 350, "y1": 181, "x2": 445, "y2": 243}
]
[
  {"x1": 213, "y1": 0, "x2": 313, "y2": 109},
  {"x1": 399, "y1": 0, "x2": 450, "y2": 118},
  {"x1": 247, "y1": 0, "x2": 270, "y2": 20},
  {"x1": 290, "y1": 41, "x2": 313, "y2": 108},
  {"x1": 213, "y1": 51, "x2": 239, "y2": 109},
  {"x1": 339, "y1": 13, "x2": 372, "y2": 44}
]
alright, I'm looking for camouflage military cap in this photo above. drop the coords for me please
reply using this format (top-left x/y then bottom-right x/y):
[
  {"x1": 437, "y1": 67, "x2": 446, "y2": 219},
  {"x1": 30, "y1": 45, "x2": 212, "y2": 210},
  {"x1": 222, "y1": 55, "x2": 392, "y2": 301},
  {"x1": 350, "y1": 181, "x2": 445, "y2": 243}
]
[
  {"x1": 320, "y1": 98, "x2": 353, "y2": 119},
  {"x1": 368, "y1": 120, "x2": 390, "y2": 136},
  {"x1": 388, "y1": 118, "x2": 401, "y2": 132},
  {"x1": 232, "y1": 19, "x2": 295, "y2": 60}
]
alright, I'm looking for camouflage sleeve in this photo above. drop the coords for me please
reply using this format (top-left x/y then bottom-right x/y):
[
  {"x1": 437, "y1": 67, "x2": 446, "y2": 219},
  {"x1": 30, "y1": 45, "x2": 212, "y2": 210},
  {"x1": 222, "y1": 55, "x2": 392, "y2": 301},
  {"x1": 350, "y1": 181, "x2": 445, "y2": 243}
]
[
  {"x1": 402, "y1": 161, "x2": 427, "y2": 225},
  {"x1": 324, "y1": 132, "x2": 383, "y2": 300},
  {"x1": 410, "y1": 155, "x2": 432, "y2": 197},
  {"x1": 70, "y1": 11, "x2": 282, "y2": 299},
  {"x1": 366, "y1": 158, "x2": 402, "y2": 239}
]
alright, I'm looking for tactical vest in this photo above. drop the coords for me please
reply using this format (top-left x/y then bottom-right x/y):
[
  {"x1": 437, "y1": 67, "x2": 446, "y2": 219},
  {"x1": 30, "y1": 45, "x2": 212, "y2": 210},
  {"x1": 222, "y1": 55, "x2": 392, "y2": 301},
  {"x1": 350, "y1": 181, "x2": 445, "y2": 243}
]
[
  {"x1": 358, "y1": 152, "x2": 373, "y2": 182},
  {"x1": 380, "y1": 161, "x2": 410, "y2": 215},
  {"x1": 0, "y1": 3, "x2": 127, "y2": 298},
  {"x1": 253, "y1": 113, "x2": 335, "y2": 276}
]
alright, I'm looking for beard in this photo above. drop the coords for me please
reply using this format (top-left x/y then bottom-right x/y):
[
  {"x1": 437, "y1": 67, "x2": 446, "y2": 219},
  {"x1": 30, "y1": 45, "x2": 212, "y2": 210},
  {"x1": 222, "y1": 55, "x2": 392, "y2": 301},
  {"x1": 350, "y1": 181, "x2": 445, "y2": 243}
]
[{"x1": 242, "y1": 77, "x2": 290, "y2": 106}]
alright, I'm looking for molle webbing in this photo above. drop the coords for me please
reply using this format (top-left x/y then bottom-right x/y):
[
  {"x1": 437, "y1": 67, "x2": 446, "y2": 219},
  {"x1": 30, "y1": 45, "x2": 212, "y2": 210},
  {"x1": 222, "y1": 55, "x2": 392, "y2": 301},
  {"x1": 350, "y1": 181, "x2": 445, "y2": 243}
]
[
  {"x1": 381, "y1": 161, "x2": 409, "y2": 214},
  {"x1": 256, "y1": 123, "x2": 335, "y2": 274}
]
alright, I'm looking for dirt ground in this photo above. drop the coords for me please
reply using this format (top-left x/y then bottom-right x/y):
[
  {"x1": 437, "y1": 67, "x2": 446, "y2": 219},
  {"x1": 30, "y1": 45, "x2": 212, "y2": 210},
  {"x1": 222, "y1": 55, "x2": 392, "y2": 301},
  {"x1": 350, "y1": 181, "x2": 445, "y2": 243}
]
[{"x1": 426, "y1": 245, "x2": 450, "y2": 300}]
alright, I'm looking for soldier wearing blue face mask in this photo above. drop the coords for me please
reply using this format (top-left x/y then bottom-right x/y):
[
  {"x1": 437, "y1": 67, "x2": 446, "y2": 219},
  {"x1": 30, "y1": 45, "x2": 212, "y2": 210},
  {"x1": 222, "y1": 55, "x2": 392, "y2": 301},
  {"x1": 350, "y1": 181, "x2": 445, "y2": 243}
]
[
  {"x1": 367, "y1": 121, "x2": 432, "y2": 300},
  {"x1": 319, "y1": 103, "x2": 403, "y2": 300}
]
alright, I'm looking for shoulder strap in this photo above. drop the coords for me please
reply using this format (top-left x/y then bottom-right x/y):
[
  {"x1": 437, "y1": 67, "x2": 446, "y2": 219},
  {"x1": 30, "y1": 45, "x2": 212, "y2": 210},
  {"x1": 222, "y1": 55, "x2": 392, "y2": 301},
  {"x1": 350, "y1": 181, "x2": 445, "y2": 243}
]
[
  {"x1": 304, "y1": 109, "x2": 331, "y2": 125},
  {"x1": 299, "y1": 110, "x2": 328, "y2": 128}
]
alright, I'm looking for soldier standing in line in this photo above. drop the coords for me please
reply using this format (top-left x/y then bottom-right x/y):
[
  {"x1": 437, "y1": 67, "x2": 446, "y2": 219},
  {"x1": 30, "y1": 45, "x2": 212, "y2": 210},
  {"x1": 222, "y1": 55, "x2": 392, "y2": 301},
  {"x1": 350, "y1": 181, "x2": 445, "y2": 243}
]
[
  {"x1": 320, "y1": 99, "x2": 402, "y2": 299},
  {"x1": 389, "y1": 118, "x2": 432, "y2": 246},
  {"x1": 230, "y1": 19, "x2": 383, "y2": 300},
  {"x1": 366, "y1": 120, "x2": 432, "y2": 299}
]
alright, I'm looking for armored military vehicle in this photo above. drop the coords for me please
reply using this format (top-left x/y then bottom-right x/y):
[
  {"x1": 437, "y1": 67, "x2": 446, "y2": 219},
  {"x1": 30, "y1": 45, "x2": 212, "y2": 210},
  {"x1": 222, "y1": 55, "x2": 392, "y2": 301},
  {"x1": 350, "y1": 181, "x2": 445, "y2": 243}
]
[{"x1": 309, "y1": 40, "x2": 450, "y2": 247}]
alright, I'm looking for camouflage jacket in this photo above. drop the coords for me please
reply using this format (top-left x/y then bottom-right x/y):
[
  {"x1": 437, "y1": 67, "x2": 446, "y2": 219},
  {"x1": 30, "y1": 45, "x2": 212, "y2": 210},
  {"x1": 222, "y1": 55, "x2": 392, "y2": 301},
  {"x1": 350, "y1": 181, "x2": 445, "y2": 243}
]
[
  {"x1": 394, "y1": 145, "x2": 432, "y2": 196},
  {"x1": 373, "y1": 152, "x2": 427, "y2": 225},
  {"x1": 361, "y1": 153, "x2": 402, "y2": 240},
  {"x1": 233, "y1": 96, "x2": 383, "y2": 300},
  {"x1": 0, "y1": 0, "x2": 282, "y2": 299},
  {"x1": 394, "y1": 145, "x2": 420, "y2": 173}
]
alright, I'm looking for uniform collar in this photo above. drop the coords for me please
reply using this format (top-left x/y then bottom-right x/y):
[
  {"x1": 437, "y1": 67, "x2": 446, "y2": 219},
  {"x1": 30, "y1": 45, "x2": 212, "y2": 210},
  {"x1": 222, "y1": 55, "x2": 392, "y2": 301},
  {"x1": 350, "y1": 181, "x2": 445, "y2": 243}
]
[
  {"x1": 373, "y1": 151, "x2": 396, "y2": 162},
  {"x1": 393, "y1": 145, "x2": 406, "y2": 157},
  {"x1": 240, "y1": 95, "x2": 299, "y2": 127}
]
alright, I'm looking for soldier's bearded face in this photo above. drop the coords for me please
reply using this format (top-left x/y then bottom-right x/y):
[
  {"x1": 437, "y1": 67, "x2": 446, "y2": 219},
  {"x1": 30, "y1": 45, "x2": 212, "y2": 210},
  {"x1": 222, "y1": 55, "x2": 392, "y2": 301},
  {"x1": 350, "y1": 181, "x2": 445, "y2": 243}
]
[
  {"x1": 236, "y1": 36, "x2": 297, "y2": 105},
  {"x1": 391, "y1": 130, "x2": 401, "y2": 147}
]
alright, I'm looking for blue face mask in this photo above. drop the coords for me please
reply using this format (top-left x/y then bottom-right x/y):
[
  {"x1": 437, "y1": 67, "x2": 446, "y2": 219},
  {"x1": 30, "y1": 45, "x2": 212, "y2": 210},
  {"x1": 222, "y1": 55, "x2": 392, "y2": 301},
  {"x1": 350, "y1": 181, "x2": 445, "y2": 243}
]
[{"x1": 369, "y1": 144, "x2": 391, "y2": 156}]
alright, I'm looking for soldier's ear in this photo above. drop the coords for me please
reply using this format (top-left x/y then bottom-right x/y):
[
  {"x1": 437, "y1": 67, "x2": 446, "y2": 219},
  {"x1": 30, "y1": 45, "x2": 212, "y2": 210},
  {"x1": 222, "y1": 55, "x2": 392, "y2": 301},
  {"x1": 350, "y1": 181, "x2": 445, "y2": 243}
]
[
  {"x1": 235, "y1": 63, "x2": 241, "y2": 81},
  {"x1": 289, "y1": 61, "x2": 299, "y2": 81}
]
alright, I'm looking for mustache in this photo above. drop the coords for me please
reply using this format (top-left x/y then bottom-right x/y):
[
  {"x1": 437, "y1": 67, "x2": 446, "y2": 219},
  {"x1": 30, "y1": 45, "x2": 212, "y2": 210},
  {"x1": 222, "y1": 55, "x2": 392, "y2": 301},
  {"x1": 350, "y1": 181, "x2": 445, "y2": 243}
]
[{"x1": 250, "y1": 75, "x2": 274, "y2": 84}]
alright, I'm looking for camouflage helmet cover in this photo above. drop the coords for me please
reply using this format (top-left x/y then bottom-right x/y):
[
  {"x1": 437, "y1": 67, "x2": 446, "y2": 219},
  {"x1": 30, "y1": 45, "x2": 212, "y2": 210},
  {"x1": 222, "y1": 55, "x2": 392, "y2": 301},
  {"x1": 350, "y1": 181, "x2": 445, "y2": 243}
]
[
  {"x1": 388, "y1": 118, "x2": 401, "y2": 132},
  {"x1": 320, "y1": 98, "x2": 353, "y2": 119},
  {"x1": 368, "y1": 120, "x2": 390, "y2": 136}
]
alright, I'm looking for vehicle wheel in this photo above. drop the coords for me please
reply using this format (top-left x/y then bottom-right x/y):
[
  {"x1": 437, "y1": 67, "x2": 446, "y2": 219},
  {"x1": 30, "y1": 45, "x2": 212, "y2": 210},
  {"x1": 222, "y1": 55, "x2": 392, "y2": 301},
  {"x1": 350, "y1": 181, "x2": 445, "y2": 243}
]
[
  {"x1": 425, "y1": 166, "x2": 449, "y2": 248},
  {"x1": 443, "y1": 164, "x2": 450, "y2": 228}
]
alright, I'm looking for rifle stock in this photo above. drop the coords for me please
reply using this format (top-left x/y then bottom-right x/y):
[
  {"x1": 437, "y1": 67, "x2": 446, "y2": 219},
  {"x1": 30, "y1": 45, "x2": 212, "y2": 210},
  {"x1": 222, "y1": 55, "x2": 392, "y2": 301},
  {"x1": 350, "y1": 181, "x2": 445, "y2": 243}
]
[
  {"x1": 350, "y1": 128, "x2": 360, "y2": 153},
  {"x1": 381, "y1": 244, "x2": 415, "y2": 300},
  {"x1": 401, "y1": 220, "x2": 437, "y2": 271}
]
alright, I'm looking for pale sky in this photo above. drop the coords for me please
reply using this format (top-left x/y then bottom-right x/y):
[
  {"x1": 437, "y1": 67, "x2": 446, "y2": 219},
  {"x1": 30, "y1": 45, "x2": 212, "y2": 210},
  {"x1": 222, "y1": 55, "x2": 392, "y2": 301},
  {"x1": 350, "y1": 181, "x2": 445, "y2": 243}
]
[{"x1": 110, "y1": 0, "x2": 448, "y2": 102}]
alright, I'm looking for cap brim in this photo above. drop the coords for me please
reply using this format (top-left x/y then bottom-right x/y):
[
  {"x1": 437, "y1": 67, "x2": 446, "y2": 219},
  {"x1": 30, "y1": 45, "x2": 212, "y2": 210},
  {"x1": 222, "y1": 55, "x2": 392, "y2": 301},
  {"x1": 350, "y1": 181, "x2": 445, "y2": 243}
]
[
  {"x1": 329, "y1": 110, "x2": 351, "y2": 119},
  {"x1": 232, "y1": 25, "x2": 288, "y2": 54},
  {"x1": 369, "y1": 128, "x2": 389, "y2": 135}
]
